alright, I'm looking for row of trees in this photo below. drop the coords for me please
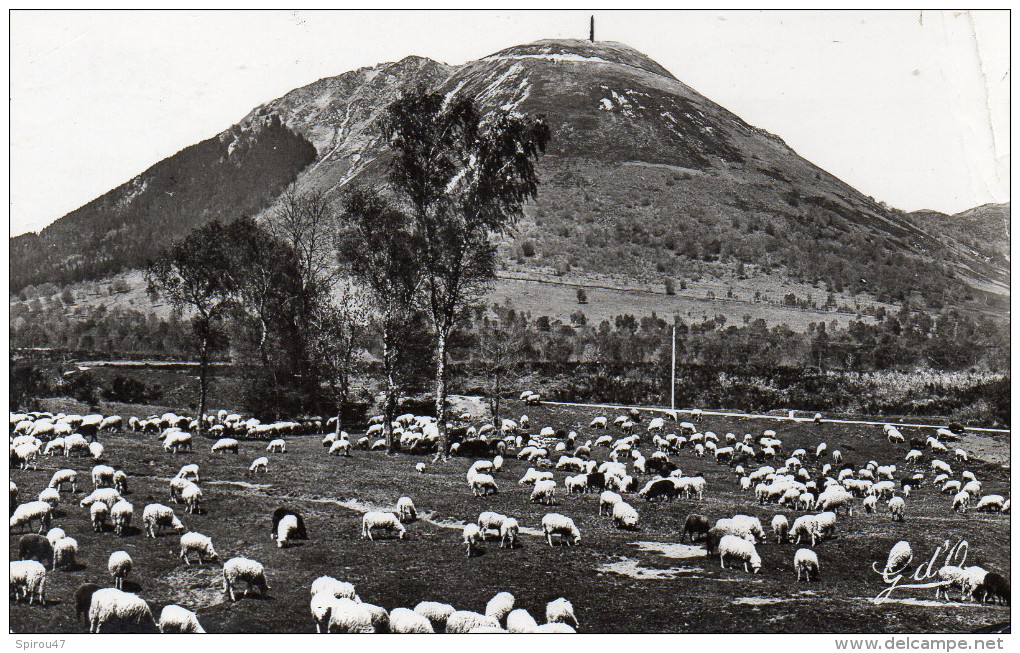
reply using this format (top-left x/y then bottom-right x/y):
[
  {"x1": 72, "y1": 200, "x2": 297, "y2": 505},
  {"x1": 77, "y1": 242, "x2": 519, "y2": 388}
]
[{"x1": 147, "y1": 89, "x2": 549, "y2": 456}]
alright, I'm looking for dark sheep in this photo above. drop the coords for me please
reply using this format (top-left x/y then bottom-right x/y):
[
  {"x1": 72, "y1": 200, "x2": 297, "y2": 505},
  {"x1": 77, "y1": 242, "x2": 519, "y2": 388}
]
[
  {"x1": 681, "y1": 514, "x2": 711, "y2": 542},
  {"x1": 909, "y1": 438, "x2": 927, "y2": 450},
  {"x1": 645, "y1": 458, "x2": 677, "y2": 477},
  {"x1": 730, "y1": 453, "x2": 750, "y2": 468},
  {"x1": 74, "y1": 583, "x2": 103, "y2": 621},
  {"x1": 270, "y1": 508, "x2": 308, "y2": 541},
  {"x1": 641, "y1": 478, "x2": 679, "y2": 502},
  {"x1": 586, "y1": 472, "x2": 606, "y2": 492},
  {"x1": 947, "y1": 422, "x2": 966, "y2": 435},
  {"x1": 18, "y1": 534, "x2": 53, "y2": 569},
  {"x1": 628, "y1": 408, "x2": 642, "y2": 422},
  {"x1": 453, "y1": 439, "x2": 495, "y2": 457},
  {"x1": 703, "y1": 526, "x2": 724, "y2": 554},
  {"x1": 978, "y1": 573, "x2": 1010, "y2": 605}
]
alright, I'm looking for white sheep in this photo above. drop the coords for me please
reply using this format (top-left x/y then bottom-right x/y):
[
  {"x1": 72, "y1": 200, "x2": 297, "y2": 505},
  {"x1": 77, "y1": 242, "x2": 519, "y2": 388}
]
[
  {"x1": 445, "y1": 610, "x2": 500, "y2": 633},
  {"x1": 9, "y1": 560, "x2": 47, "y2": 605},
  {"x1": 107, "y1": 551, "x2": 132, "y2": 590},
  {"x1": 888, "y1": 496, "x2": 906, "y2": 521},
  {"x1": 771, "y1": 514, "x2": 789, "y2": 543},
  {"x1": 541, "y1": 513, "x2": 581, "y2": 547},
  {"x1": 179, "y1": 531, "x2": 218, "y2": 565},
  {"x1": 91, "y1": 464, "x2": 116, "y2": 488},
  {"x1": 878, "y1": 541, "x2": 913, "y2": 577},
  {"x1": 45, "y1": 528, "x2": 66, "y2": 546},
  {"x1": 158, "y1": 604, "x2": 206, "y2": 633},
  {"x1": 415, "y1": 462, "x2": 426, "y2": 473},
  {"x1": 37, "y1": 487, "x2": 61, "y2": 509},
  {"x1": 10, "y1": 501, "x2": 52, "y2": 534},
  {"x1": 113, "y1": 470, "x2": 128, "y2": 494},
  {"x1": 176, "y1": 463, "x2": 200, "y2": 482},
  {"x1": 463, "y1": 523, "x2": 483, "y2": 557},
  {"x1": 48, "y1": 469, "x2": 77, "y2": 493},
  {"x1": 599, "y1": 490, "x2": 623, "y2": 515},
  {"x1": 87, "y1": 588, "x2": 155, "y2": 633},
  {"x1": 389, "y1": 607, "x2": 435, "y2": 633},
  {"x1": 329, "y1": 439, "x2": 351, "y2": 457},
  {"x1": 396, "y1": 496, "x2": 417, "y2": 523},
  {"x1": 89, "y1": 442, "x2": 105, "y2": 460},
  {"x1": 789, "y1": 514, "x2": 821, "y2": 545},
  {"x1": 506, "y1": 608, "x2": 539, "y2": 633},
  {"x1": 794, "y1": 548, "x2": 819, "y2": 581},
  {"x1": 181, "y1": 483, "x2": 203, "y2": 514},
  {"x1": 310, "y1": 576, "x2": 360, "y2": 602},
  {"x1": 91, "y1": 502, "x2": 110, "y2": 532},
  {"x1": 222, "y1": 557, "x2": 270, "y2": 601},
  {"x1": 362, "y1": 511, "x2": 406, "y2": 540},
  {"x1": 530, "y1": 479, "x2": 557, "y2": 505},
  {"x1": 248, "y1": 457, "x2": 269, "y2": 474},
  {"x1": 266, "y1": 438, "x2": 286, "y2": 453},
  {"x1": 211, "y1": 438, "x2": 239, "y2": 454},
  {"x1": 469, "y1": 473, "x2": 498, "y2": 496},
  {"x1": 975, "y1": 494, "x2": 1006, "y2": 512},
  {"x1": 142, "y1": 503, "x2": 185, "y2": 538},
  {"x1": 163, "y1": 431, "x2": 193, "y2": 453},
  {"x1": 52, "y1": 537, "x2": 78, "y2": 569},
  {"x1": 719, "y1": 534, "x2": 762, "y2": 573},
  {"x1": 500, "y1": 518, "x2": 520, "y2": 548},
  {"x1": 80, "y1": 487, "x2": 122, "y2": 510},
  {"x1": 111, "y1": 500, "x2": 134, "y2": 536},
  {"x1": 485, "y1": 591, "x2": 515, "y2": 626},
  {"x1": 546, "y1": 598, "x2": 579, "y2": 629},
  {"x1": 414, "y1": 601, "x2": 455, "y2": 632},
  {"x1": 277, "y1": 514, "x2": 301, "y2": 548},
  {"x1": 612, "y1": 501, "x2": 640, "y2": 529},
  {"x1": 952, "y1": 491, "x2": 971, "y2": 513}
]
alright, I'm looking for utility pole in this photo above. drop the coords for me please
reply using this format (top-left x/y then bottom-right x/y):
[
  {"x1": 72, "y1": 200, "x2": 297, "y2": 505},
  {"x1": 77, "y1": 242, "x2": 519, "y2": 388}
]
[
  {"x1": 590, "y1": 16, "x2": 595, "y2": 42},
  {"x1": 670, "y1": 324, "x2": 676, "y2": 412}
]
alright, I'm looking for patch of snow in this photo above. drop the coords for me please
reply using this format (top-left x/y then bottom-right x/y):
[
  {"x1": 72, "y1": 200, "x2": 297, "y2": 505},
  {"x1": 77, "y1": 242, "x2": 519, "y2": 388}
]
[
  {"x1": 596, "y1": 557, "x2": 694, "y2": 580},
  {"x1": 631, "y1": 541, "x2": 706, "y2": 559},
  {"x1": 486, "y1": 53, "x2": 615, "y2": 65},
  {"x1": 732, "y1": 597, "x2": 787, "y2": 605}
]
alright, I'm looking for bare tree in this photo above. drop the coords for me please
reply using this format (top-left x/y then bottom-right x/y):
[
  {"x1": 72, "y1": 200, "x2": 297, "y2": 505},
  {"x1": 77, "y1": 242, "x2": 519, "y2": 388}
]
[
  {"x1": 476, "y1": 318, "x2": 530, "y2": 427},
  {"x1": 309, "y1": 282, "x2": 369, "y2": 436}
]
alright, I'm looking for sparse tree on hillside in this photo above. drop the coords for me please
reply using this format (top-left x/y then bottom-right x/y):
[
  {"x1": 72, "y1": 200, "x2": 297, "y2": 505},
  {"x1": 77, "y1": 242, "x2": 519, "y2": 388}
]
[
  {"x1": 309, "y1": 283, "x2": 370, "y2": 436},
  {"x1": 477, "y1": 319, "x2": 530, "y2": 426},
  {"x1": 147, "y1": 220, "x2": 236, "y2": 433},
  {"x1": 335, "y1": 186, "x2": 426, "y2": 454},
  {"x1": 380, "y1": 88, "x2": 550, "y2": 456}
]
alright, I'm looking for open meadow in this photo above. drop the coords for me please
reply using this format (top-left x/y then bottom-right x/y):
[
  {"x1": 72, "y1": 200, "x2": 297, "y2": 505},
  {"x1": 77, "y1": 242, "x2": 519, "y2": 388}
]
[{"x1": 9, "y1": 400, "x2": 1011, "y2": 634}]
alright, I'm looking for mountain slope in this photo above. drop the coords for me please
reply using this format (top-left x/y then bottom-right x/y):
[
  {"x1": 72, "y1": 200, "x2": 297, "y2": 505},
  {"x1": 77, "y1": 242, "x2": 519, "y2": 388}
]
[{"x1": 9, "y1": 39, "x2": 1009, "y2": 315}]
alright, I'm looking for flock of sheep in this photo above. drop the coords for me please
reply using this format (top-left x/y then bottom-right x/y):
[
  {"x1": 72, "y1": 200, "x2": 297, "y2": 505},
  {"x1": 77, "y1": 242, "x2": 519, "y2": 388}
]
[{"x1": 9, "y1": 400, "x2": 1011, "y2": 634}]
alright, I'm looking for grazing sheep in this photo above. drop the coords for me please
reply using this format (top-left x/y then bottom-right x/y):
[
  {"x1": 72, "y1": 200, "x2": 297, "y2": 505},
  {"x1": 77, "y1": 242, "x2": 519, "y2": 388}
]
[
  {"x1": 888, "y1": 496, "x2": 906, "y2": 521},
  {"x1": 719, "y1": 534, "x2": 762, "y2": 573},
  {"x1": 361, "y1": 603, "x2": 389, "y2": 633},
  {"x1": 478, "y1": 511, "x2": 508, "y2": 539},
  {"x1": 530, "y1": 479, "x2": 557, "y2": 505},
  {"x1": 74, "y1": 583, "x2": 102, "y2": 621},
  {"x1": 976, "y1": 572, "x2": 1010, "y2": 605},
  {"x1": 108, "y1": 550, "x2": 132, "y2": 590},
  {"x1": 87, "y1": 588, "x2": 155, "y2": 633},
  {"x1": 158, "y1": 604, "x2": 205, "y2": 633},
  {"x1": 975, "y1": 494, "x2": 1006, "y2": 513},
  {"x1": 795, "y1": 548, "x2": 819, "y2": 581},
  {"x1": 599, "y1": 491, "x2": 623, "y2": 516},
  {"x1": 310, "y1": 576, "x2": 359, "y2": 601},
  {"x1": 179, "y1": 532, "x2": 218, "y2": 565},
  {"x1": 879, "y1": 541, "x2": 913, "y2": 577},
  {"x1": 142, "y1": 503, "x2": 185, "y2": 538},
  {"x1": 952, "y1": 491, "x2": 971, "y2": 513},
  {"x1": 80, "y1": 487, "x2": 122, "y2": 510},
  {"x1": 415, "y1": 462, "x2": 426, "y2": 473},
  {"x1": 681, "y1": 513, "x2": 711, "y2": 542},
  {"x1": 48, "y1": 469, "x2": 77, "y2": 493},
  {"x1": 163, "y1": 431, "x2": 193, "y2": 453},
  {"x1": 176, "y1": 463, "x2": 200, "y2": 482},
  {"x1": 110, "y1": 500, "x2": 133, "y2": 536},
  {"x1": 962, "y1": 566, "x2": 989, "y2": 602},
  {"x1": 862, "y1": 495, "x2": 878, "y2": 513},
  {"x1": 10, "y1": 501, "x2": 52, "y2": 534},
  {"x1": 612, "y1": 501, "x2": 640, "y2": 529},
  {"x1": 935, "y1": 565, "x2": 968, "y2": 600},
  {"x1": 18, "y1": 534, "x2": 54, "y2": 569},
  {"x1": 329, "y1": 439, "x2": 351, "y2": 457},
  {"x1": 37, "y1": 487, "x2": 61, "y2": 509},
  {"x1": 10, "y1": 560, "x2": 47, "y2": 605},
  {"x1": 485, "y1": 591, "x2": 515, "y2": 626},
  {"x1": 507, "y1": 608, "x2": 540, "y2": 633},
  {"x1": 45, "y1": 528, "x2": 66, "y2": 547},
  {"x1": 789, "y1": 515, "x2": 822, "y2": 546},
  {"x1": 541, "y1": 513, "x2": 581, "y2": 547},
  {"x1": 396, "y1": 496, "x2": 417, "y2": 523},
  {"x1": 463, "y1": 523, "x2": 483, "y2": 557},
  {"x1": 248, "y1": 457, "x2": 269, "y2": 474},
  {"x1": 89, "y1": 442, "x2": 105, "y2": 460},
  {"x1": 112, "y1": 470, "x2": 128, "y2": 495},
  {"x1": 211, "y1": 438, "x2": 239, "y2": 454},
  {"x1": 91, "y1": 502, "x2": 111, "y2": 532},
  {"x1": 276, "y1": 514, "x2": 301, "y2": 548},
  {"x1": 469, "y1": 473, "x2": 499, "y2": 496},
  {"x1": 270, "y1": 508, "x2": 308, "y2": 541},
  {"x1": 362, "y1": 511, "x2": 406, "y2": 540},
  {"x1": 388, "y1": 607, "x2": 435, "y2": 633},
  {"x1": 181, "y1": 482, "x2": 203, "y2": 514},
  {"x1": 52, "y1": 537, "x2": 78, "y2": 569},
  {"x1": 771, "y1": 514, "x2": 790, "y2": 543},
  {"x1": 545, "y1": 598, "x2": 579, "y2": 629},
  {"x1": 222, "y1": 557, "x2": 269, "y2": 601},
  {"x1": 414, "y1": 601, "x2": 455, "y2": 633},
  {"x1": 446, "y1": 610, "x2": 500, "y2": 633},
  {"x1": 500, "y1": 518, "x2": 520, "y2": 548}
]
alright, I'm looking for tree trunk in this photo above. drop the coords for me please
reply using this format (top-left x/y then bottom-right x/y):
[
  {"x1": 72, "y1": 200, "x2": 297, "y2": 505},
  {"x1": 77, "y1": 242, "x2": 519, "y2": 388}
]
[
  {"x1": 435, "y1": 329, "x2": 449, "y2": 457},
  {"x1": 383, "y1": 320, "x2": 400, "y2": 455},
  {"x1": 197, "y1": 331, "x2": 209, "y2": 437}
]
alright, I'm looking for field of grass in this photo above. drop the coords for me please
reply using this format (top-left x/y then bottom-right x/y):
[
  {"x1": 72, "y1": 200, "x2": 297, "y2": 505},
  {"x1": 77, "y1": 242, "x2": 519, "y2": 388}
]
[{"x1": 9, "y1": 400, "x2": 1010, "y2": 634}]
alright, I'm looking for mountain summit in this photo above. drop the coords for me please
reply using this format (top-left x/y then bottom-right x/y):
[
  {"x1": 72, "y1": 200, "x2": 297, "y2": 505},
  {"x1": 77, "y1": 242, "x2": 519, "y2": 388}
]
[{"x1": 10, "y1": 39, "x2": 1008, "y2": 312}]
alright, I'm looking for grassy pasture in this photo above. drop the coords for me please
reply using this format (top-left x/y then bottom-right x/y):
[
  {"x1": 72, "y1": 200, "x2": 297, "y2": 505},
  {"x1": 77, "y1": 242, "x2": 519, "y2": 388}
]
[{"x1": 9, "y1": 401, "x2": 1010, "y2": 633}]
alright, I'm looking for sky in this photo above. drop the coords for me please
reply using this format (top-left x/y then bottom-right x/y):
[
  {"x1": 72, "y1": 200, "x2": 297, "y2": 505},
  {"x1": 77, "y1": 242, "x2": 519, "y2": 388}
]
[{"x1": 9, "y1": 9, "x2": 1010, "y2": 237}]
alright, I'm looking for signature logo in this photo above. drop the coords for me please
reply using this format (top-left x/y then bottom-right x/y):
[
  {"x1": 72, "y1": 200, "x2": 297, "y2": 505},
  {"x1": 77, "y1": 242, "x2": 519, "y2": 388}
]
[{"x1": 871, "y1": 539, "x2": 968, "y2": 604}]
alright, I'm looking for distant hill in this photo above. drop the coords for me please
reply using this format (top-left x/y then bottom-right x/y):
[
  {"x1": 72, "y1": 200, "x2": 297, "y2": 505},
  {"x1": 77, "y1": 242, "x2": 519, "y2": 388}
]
[
  {"x1": 9, "y1": 38, "x2": 1009, "y2": 317},
  {"x1": 908, "y1": 202, "x2": 1010, "y2": 264}
]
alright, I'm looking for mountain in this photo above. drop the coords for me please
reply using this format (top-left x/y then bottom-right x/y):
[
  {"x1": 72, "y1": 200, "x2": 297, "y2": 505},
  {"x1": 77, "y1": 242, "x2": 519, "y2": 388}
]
[
  {"x1": 9, "y1": 39, "x2": 1009, "y2": 315},
  {"x1": 908, "y1": 203, "x2": 1010, "y2": 263}
]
